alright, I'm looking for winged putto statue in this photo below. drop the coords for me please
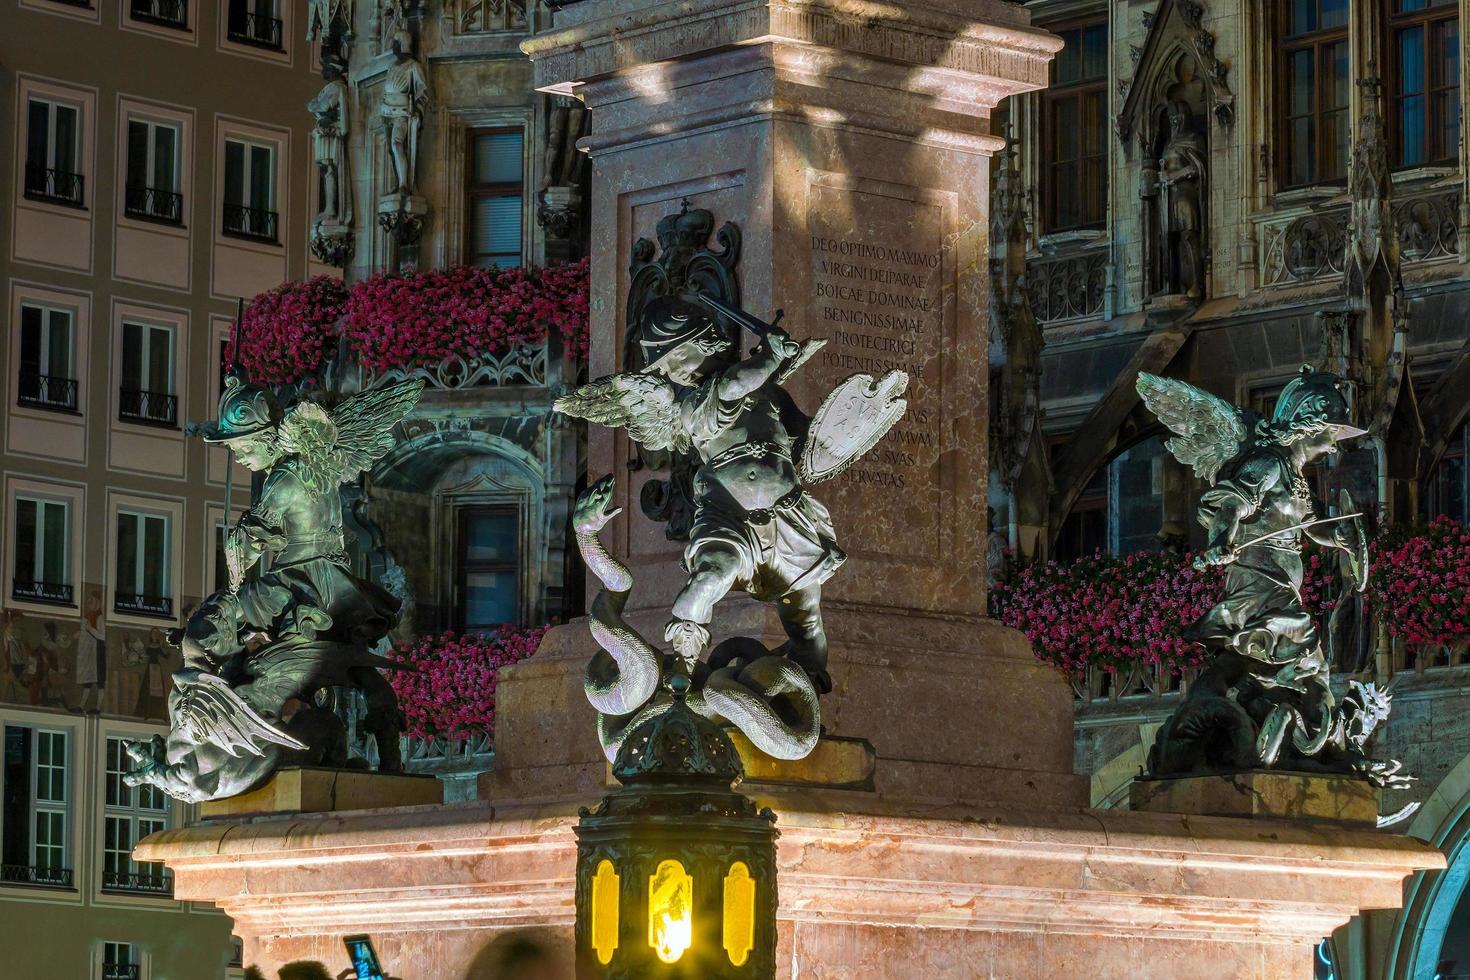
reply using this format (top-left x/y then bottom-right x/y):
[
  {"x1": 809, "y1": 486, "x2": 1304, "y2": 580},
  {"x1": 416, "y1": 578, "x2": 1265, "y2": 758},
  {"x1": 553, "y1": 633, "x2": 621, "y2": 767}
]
[
  {"x1": 556, "y1": 292, "x2": 908, "y2": 761},
  {"x1": 123, "y1": 371, "x2": 424, "y2": 802},
  {"x1": 1136, "y1": 366, "x2": 1408, "y2": 788}
]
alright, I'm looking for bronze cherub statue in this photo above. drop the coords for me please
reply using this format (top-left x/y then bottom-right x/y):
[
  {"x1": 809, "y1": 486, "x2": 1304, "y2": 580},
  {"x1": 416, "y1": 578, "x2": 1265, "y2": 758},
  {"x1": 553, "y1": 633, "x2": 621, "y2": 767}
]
[
  {"x1": 123, "y1": 371, "x2": 423, "y2": 802},
  {"x1": 557, "y1": 293, "x2": 907, "y2": 760},
  {"x1": 1137, "y1": 366, "x2": 1408, "y2": 788}
]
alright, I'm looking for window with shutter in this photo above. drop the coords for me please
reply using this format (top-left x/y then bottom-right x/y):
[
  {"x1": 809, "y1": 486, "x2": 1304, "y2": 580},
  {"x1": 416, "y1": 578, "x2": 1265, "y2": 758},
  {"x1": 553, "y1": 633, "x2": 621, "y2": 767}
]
[{"x1": 465, "y1": 128, "x2": 525, "y2": 268}]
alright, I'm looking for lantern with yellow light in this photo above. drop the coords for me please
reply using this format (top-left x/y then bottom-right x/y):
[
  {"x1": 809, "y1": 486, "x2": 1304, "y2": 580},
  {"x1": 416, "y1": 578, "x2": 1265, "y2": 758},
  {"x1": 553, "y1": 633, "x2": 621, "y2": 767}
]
[{"x1": 574, "y1": 674, "x2": 778, "y2": 978}]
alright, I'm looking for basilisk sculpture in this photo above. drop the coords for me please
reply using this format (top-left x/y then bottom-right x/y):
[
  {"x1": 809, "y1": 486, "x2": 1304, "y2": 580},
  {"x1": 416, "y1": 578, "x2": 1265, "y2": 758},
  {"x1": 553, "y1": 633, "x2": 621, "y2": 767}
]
[
  {"x1": 123, "y1": 370, "x2": 424, "y2": 802},
  {"x1": 1137, "y1": 366, "x2": 1408, "y2": 788},
  {"x1": 557, "y1": 292, "x2": 908, "y2": 761}
]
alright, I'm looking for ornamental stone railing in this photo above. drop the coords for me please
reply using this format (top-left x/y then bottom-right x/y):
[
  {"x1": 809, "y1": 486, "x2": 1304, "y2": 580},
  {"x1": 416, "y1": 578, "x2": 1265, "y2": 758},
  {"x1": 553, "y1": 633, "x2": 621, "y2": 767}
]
[
  {"x1": 1260, "y1": 188, "x2": 1462, "y2": 286},
  {"x1": 1027, "y1": 247, "x2": 1108, "y2": 324},
  {"x1": 364, "y1": 343, "x2": 548, "y2": 390}
]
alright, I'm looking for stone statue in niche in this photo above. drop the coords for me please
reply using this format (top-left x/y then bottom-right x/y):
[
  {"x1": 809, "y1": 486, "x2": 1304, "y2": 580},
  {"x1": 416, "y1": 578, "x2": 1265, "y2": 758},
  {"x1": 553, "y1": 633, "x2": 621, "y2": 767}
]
[
  {"x1": 556, "y1": 292, "x2": 908, "y2": 762},
  {"x1": 121, "y1": 369, "x2": 424, "y2": 802},
  {"x1": 1134, "y1": 367, "x2": 1409, "y2": 791},
  {"x1": 380, "y1": 29, "x2": 431, "y2": 197},
  {"x1": 1150, "y1": 99, "x2": 1207, "y2": 300},
  {"x1": 308, "y1": 58, "x2": 354, "y2": 265}
]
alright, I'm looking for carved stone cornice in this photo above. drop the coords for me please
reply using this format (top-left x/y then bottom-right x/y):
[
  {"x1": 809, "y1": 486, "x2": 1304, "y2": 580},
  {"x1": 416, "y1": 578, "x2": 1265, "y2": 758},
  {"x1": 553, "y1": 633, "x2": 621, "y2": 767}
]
[
  {"x1": 523, "y1": 0, "x2": 1062, "y2": 110},
  {"x1": 1116, "y1": 0, "x2": 1233, "y2": 143}
]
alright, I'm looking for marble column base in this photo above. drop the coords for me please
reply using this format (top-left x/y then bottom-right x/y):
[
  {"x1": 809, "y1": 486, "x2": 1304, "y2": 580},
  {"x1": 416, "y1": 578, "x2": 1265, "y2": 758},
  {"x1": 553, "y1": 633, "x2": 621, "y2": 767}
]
[
  {"x1": 483, "y1": 597, "x2": 1086, "y2": 811},
  {"x1": 1130, "y1": 771, "x2": 1381, "y2": 827}
]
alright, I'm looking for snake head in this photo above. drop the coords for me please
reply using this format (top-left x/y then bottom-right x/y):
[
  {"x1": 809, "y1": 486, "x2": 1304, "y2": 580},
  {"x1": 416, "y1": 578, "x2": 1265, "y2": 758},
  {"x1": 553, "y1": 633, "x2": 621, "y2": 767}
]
[{"x1": 574, "y1": 475, "x2": 622, "y2": 533}]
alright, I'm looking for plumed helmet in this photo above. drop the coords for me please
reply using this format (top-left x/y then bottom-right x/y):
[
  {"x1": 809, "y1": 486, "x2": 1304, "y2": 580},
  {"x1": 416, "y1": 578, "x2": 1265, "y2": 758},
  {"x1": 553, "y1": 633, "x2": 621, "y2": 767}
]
[
  {"x1": 201, "y1": 369, "x2": 281, "y2": 443},
  {"x1": 637, "y1": 295, "x2": 729, "y2": 370},
  {"x1": 1271, "y1": 365, "x2": 1367, "y2": 440}
]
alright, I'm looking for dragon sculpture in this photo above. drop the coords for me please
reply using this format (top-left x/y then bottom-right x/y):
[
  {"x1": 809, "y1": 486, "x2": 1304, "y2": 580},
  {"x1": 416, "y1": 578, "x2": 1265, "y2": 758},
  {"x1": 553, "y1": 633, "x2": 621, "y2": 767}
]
[
  {"x1": 556, "y1": 292, "x2": 908, "y2": 761},
  {"x1": 1136, "y1": 366, "x2": 1409, "y2": 789},
  {"x1": 123, "y1": 371, "x2": 424, "y2": 802}
]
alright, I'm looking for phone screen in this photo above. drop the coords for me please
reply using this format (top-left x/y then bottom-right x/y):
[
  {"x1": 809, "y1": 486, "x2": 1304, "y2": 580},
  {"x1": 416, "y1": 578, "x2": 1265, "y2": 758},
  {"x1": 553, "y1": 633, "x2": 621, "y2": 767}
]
[{"x1": 344, "y1": 935, "x2": 385, "y2": 980}]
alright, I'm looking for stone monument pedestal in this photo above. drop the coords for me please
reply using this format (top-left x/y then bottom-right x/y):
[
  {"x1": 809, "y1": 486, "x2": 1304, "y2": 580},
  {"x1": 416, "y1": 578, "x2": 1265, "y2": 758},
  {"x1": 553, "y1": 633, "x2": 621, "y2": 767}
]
[
  {"x1": 1131, "y1": 771, "x2": 1381, "y2": 828},
  {"x1": 135, "y1": 0, "x2": 1446, "y2": 976}
]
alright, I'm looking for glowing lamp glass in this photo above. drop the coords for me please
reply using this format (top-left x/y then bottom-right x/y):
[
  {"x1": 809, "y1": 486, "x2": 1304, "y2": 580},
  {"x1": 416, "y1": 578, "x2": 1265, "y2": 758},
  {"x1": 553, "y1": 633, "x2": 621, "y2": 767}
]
[
  {"x1": 722, "y1": 861, "x2": 755, "y2": 966},
  {"x1": 648, "y1": 859, "x2": 694, "y2": 964},
  {"x1": 591, "y1": 860, "x2": 620, "y2": 965}
]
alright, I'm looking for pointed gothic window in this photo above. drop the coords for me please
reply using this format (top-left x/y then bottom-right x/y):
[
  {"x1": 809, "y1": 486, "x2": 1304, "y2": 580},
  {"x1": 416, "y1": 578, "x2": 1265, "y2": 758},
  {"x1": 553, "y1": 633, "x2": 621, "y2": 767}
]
[
  {"x1": 1388, "y1": 0, "x2": 1460, "y2": 168},
  {"x1": 1041, "y1": 20, "x2": 1108, "y2": 232},
  {"x1": 1278, "y1": 0, "x2": 1350, "y2": 188}
]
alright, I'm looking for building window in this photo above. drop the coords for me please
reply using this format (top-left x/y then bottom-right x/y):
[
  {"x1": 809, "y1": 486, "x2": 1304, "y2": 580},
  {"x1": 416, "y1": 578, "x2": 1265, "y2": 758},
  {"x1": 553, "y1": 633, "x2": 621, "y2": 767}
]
[
  {"x1": 14, "y1": 496, "x2": 72, "y2": 606},
  {"x1": 18, "y1": 303, "x2": 78, "y2": 412},
  {"x1": 119, "y1": 321, "x2": 177, "y2": 427},
  {"x1": 1279, "y1": 0, "x2": 1350, "y2": 188},
  {"x1": 465, "y1": 128, "x2": 524, "y2": 268},
  {"x1": 1, "y1": 725, "x2": 72, "y2": 889},
  {"x1": 116, "y1": 510, "x2": 172, "y2": 617},
  {"x1": 222, "y1": 137, "x2": 278, "y2": 242},
  {"x1": 1388, "y1": 0, "x2": 1460, "y2": 168},
  {"x1": 102, "y1": 942, "x2": 140, "y2": 980},
  {"x1": 130, "y1": 0, "x2": 187, "y2": 28},
  {"x1": 1107, "y1": 436, "x2": 1167, "y2": 556},
  {"x1": 102, "y1": 738, "x2": 171, "y2": 897},
  {"x1": 1424, "y1": 422, "x2": 1467, "y2": 521},
  {"x1": 226, "y1": 0, "x2": 283, "y2": 49},
  {"x1": 125, "y1": 118, "x2": 183, "y2": 225},
  {"x1": 24, "y1": 97, "x2": 85, "y2": 207},
  {"x1": 456, "y1": 506, "x2": 520, "y2": 631},
  {"x1": 1041, "y1": 21, "x2": 1107, "y2": 232}
]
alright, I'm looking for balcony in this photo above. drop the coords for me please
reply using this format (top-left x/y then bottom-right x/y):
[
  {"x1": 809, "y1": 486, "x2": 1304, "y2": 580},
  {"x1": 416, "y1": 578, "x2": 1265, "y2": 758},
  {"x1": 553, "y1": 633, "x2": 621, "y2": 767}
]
[
  {"x1": 124, "y1": 184, "x2": 184, "y2": 225},
  {"x1": 103, "y1": 965, "x2": 141, "y2": 980},
  {"x1": 118, "y1": 387, "x2": 178, "y2": 427},
  {"x1": 102, "y1": 869, "x2": 172, "y2": 897},
  {"x1": 17, "y1": 372, "x2": 79, "y2": 412},
  {"x1": 12, "y1": 579, "x2": 74, "y2": 607},
  {"x1": 23, "y1": 163, "x2": 84, "y2": 208},
  {"x1": 222, "y1": 202, "x2": 279, "y2": 243},
  {"x1": 114, "y1": 592, "x2": 173, "y2": 618},
  {"x1": 129, "y1": 0, "x2": 186, "y2": 27},
  {"x1": 227, "y1": 8, "x2": 283, "y2": 48},
  {"x1": 1, "y1": 863, "x2": 73, "y2": 888}
]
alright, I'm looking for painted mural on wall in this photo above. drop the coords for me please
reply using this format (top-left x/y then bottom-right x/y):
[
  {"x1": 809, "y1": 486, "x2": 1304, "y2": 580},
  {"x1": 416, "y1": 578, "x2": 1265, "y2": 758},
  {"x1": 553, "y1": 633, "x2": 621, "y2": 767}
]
[{"x1": 0, "y1": 585, "x2": 185, "y2": 722}]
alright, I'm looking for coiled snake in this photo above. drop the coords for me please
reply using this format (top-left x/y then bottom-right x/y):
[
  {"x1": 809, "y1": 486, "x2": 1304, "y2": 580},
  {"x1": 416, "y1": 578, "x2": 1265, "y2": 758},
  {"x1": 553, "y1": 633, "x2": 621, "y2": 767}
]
[{"x1": 573, "y1": 475, "x2": 820, "y2": 761}]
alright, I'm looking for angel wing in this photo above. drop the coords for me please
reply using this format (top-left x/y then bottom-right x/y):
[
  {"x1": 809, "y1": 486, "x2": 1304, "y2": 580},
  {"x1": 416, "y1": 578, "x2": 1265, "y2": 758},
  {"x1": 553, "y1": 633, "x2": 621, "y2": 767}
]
[
  {"x1": 1135, "y1": 372, "x2": 1249, "y2": 484},
  {"x1": 175, "y1": 672, "x2": 306, "y2": 758},
  {"x1": 278, "y1": 379, "x2": 425, "y2": 488},
  {"x1": 554, "y1": 371, "x2": 684, "y2": 452}
]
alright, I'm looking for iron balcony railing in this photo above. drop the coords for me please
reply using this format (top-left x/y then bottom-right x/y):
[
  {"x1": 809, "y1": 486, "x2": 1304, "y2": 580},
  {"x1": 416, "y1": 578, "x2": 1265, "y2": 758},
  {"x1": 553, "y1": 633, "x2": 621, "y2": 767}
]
[
  {"x1": 129, "y1": 0, "x2": 187, "y2": 27},
  {"x1": 222, "y1": 203, "x2": 279, "y2": 242},
  {"x1": 102, "y1": 869, "x2": 173, "y2": 897},
  {"x1": 124, "y1": 184, "x2": 184, "y2": 224},
  {"x1": 17, "y1": 372, "x2": 79, "y2": 411},
  {"x1": 118, "y1": 387, "x2": 178, "y2": 427},
  {"x1": 12, "y1": 580, "x2": 74, "y2": 606},
  {"x1": 103, "y1": 965, "x2": 141, "y2": 980},
  {"x1": 227, "y1": 8, "x2": 283, "y2": 48},
  {"x1": 1, "y1": 863, "x2": 73, "y2": 888},
  {"x1": 115, "y1": 592, "x2": 173, "y2": 617},
  {"x1": 23, "y1": 163, "x2": 84, "y2": 207}
]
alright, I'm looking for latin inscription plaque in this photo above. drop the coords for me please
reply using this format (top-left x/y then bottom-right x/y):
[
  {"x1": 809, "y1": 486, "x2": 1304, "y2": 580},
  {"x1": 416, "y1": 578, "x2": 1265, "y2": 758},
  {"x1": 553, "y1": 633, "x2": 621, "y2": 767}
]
[{"x1": 806, "y1": 179, "x2": 946, "y2": 561}]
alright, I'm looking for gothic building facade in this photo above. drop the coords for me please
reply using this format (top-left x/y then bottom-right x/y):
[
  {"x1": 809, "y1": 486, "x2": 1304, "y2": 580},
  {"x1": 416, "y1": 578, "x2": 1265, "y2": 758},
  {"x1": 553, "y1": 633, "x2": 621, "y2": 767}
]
[{"x1": 993, "y1": 0, "x2": 1470, "y2": 974}]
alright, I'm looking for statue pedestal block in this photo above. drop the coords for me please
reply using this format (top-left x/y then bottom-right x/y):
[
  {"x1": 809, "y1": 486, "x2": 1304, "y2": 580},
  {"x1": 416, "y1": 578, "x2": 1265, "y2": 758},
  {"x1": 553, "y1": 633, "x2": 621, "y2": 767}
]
[
  {"x1": 139, "y1": 792, "x2": 1442, "y2": 978},
  {"x1": 481, "y1": 599, "x2": 1087, "y2": 811},
  {"x1": 731, "y1": 731, "x2": 876, "y2": 791},
  {"x1": 198, "y1": 767, "x2": 443, "y2": 820},
  {"x1": 1130, "y1": 772, "x2": 1380, "y2": 828}
]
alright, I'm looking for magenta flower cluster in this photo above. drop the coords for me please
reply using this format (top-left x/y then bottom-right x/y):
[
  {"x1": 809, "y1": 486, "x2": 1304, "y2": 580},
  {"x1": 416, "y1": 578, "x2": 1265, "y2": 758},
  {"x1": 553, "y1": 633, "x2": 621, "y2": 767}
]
[
  {"x1": 228, "y1": 275, "x2": 349, "y2": 384},
  {"x1": 229, "y1": 259, "x2": 590, "y2": 384},
  {"x1": 343, "y1": 259, "x2": 591, "y2": 374},
  {"x1": 1367, "y1": 517, "x2": 1470, "y2": 648},
  {"x1": 387, "y1": 626, "x2": 548, "y2": 741}
]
